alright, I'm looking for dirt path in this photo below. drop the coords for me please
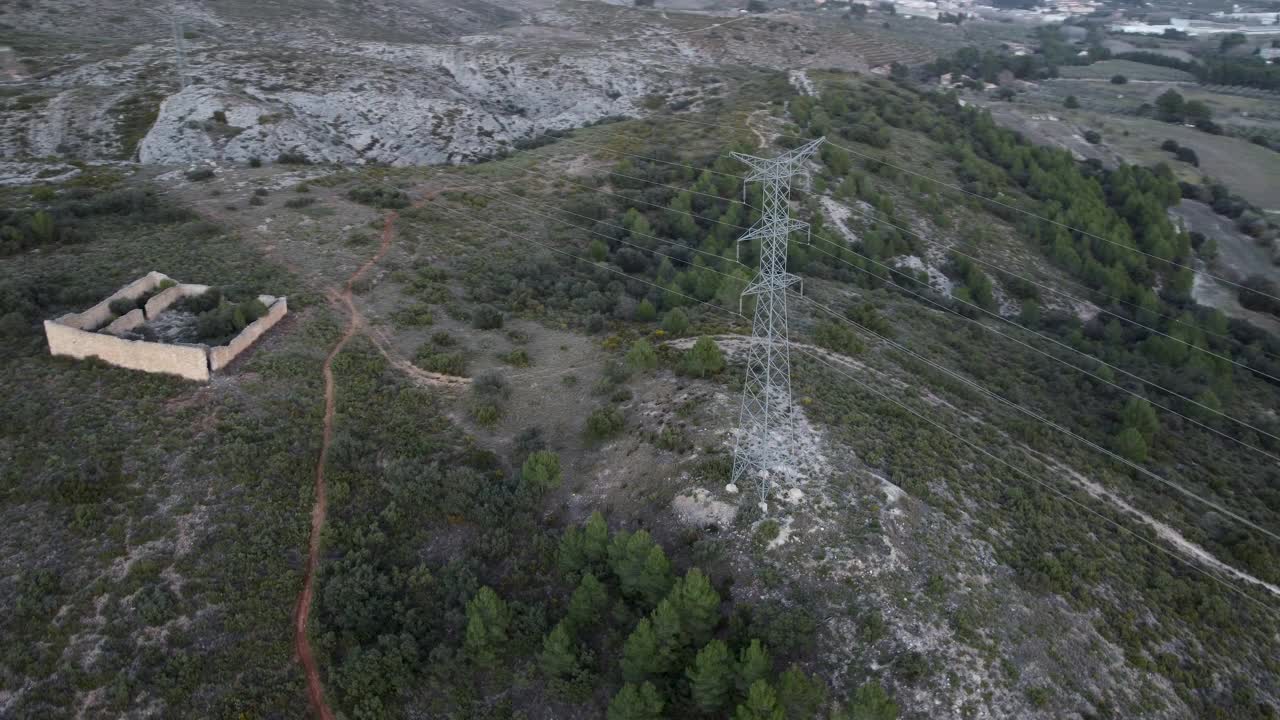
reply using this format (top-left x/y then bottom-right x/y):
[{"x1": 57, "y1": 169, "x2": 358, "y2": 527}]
[{"x1": 293, "y1": 209, "x2": 398, "y2": 720}]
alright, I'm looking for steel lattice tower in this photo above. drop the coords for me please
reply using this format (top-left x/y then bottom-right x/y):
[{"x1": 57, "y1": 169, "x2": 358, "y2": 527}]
[
  {"x1": 730, "y1": 137, "x2": 824, "y2": 505},
  {"x1": 172, "y1": 18, "x2": 190, "y2": 89}
]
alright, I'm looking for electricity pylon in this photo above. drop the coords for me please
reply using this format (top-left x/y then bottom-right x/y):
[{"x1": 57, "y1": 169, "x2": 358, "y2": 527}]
[
  {"x1": 172, "y1": 18, "x2": 190, "y2": 89},
  {"x1": 730, "y1": 137, "x2": 824, "y2": 506}
]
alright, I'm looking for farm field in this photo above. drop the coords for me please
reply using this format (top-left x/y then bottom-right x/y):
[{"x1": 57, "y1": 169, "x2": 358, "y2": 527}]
[{"x1": 1058, "y1": 59, "x2": 1198, "y2": 83}]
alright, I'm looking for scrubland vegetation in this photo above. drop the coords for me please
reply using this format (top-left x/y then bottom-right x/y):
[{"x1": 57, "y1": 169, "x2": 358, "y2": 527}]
[{"x1": 3, "y1": 43, "x2": 1279, "y2": 720}]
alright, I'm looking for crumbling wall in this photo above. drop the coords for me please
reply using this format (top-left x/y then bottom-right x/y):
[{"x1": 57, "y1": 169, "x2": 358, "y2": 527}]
[
  {"x1": 144, "y1": 283, "x2": 210, "y2": 317},
  {"x1": 102, "y1": 308, "x2": 145, "y2": 336},
  {"x1": 44, "y1": 320, "x2": 210, "y2": 381},
  {"x1": 208, "y1": 297, "x2": 288, "y2": 371},
  {"x1": 56, "y1": 271, "x2": 172, "y2": 331},
  {"x1": 46, "y1": 272, "x2": 287, "y2": 381}
]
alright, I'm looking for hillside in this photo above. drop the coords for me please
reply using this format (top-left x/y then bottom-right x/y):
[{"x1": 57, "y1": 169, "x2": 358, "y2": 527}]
[{"x1": 1, "y1": 3, "x2": 1279, "y2": 720}]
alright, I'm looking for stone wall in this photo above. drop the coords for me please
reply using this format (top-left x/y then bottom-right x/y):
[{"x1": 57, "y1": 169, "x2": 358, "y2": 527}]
[
  {"x1": 44, "y1": 320, "x2": 210, "y2": 381},
  {"x1": 44, "y1": 272, "x2": 288, "y2": 382},
  {"x1": 208, "y1": 297, "x2": 288, "y2": 372},
  {"x1": 144, "y1": 283, "x2": 210, "y2": 318},
  {"x1": 57, "y1": 271, "x2": 172, "y2": 331},
  {"x1": 102, "y1": 308, "x2": 145, "y2": 336}
]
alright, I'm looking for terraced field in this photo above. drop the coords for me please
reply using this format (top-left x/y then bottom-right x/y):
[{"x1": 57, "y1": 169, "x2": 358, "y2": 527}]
[{"x1": 1059, "y1": 59, "x2": 1198, "y2": 82}]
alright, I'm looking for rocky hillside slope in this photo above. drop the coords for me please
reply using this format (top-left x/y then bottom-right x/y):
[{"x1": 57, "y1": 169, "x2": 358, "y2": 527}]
[{"x1": 0, "y1": 0, "x2": 890, "y2": 167}]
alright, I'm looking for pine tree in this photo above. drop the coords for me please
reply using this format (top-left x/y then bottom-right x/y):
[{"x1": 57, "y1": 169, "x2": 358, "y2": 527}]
[
  {"x1": 736, "y1": 639, "x2": 771, "y2": 694},
  {"x1": 662, "y1": 308, "x2": 690, "y2": 336},
  {"x1": 589, "y1": 238, "x2": 608, "y2": 261},
  {"x1": 1120, "y1": 396, "x2": 1159, "y2": 441},
  {"x1": 559, "y1": 527, "x2": 588, "y2": 576},
  {"x1": 839, "y1": 681, "x2": 898, "y2": 720},
  {"x1": 609, "y1": 529, "x2": 661, "y2": 600},
  {"x1": 567, "y1": 572, "x2": 609, "y2": 631},
  {"x1": 650, "y1": 597, "x2": 684, "y2": 666},
  {"x1": 636, "y1": 545, "x2": 674, "y2": 608},
  {"x1": 682, "y1": 337, "x2": 725, "y2": 378},
  {"x1": 520, "y1": 450, "x2": 561, "y2": 496},
  {"x1": 607, "y1": 681, "x2": 665, "y2": 720},
  {"x1": 621, "y1": 618, "x2": 663, "y2": 682},
  {"x1": 464, "y1": 587, "x2": 509, "y2": 667},
  {"x1": 626, "y1": 339, "x2": 658, "y2": 372},
  {"x1": 734, "y1": 679, "x2": 783, "y2": 720},
  {"x1": 636, "y1": 299, "x2": 657, "y2": 322},
  {"x1": 1114, "y1": 426, "x2": 1147, "y2": 463},
  {"x1": 687, "y1": 639, "x2": 734, "y2": 713},
  {"x1": 583, "y1": 511, "x2": 610, "y2": 568},
  {"x1": 777, "y1": 665, "x2": 828, "y2": 720},
  {"x1": 540, "y1": 621, "x2": 580, "y2": 678},
  {"x1": 28, "y1": 211, "x2": 55, "y2": 245},
  {"x1": 672, "y1": 568, "x2": 721, "y2": 647}
]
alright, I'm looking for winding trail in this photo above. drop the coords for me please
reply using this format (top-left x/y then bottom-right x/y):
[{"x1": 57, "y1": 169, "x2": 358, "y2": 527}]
[{"x1": 293, "y1": 209, "x2": 398, "y2": 720}]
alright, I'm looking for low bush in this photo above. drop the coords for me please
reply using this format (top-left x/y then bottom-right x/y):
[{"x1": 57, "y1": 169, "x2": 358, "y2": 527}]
[
  {"x1": 284, "y1": 196, "x2": 316, "y2": 209},
  {"x1": 185, "y1": 167, "x2": 215, "y2": 181},
  {"x1": 502, "y1": 349, "x2": 531, "y2": 367},
  {"x1": 415, "y1": 348, "x2": 467, "y2": 376},
  {"x1": 347, "y1": 185, "x2": 409, "y2": 209},
  {"x1": 194, "y1": 297, "x2": 268, "y2": 345},
  {"x1": 276, "y1": 151, "x2": 311, "y2": 165},
  {"x1": 472, "y1": 304, "x2": 504, "y2": 330},
  {"x1": 585, "y1": 406, "x2": 624, "y2": 440}
]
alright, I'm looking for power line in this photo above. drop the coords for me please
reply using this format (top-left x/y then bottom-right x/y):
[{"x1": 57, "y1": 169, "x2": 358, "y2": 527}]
[
  {"x1": 457, "y1": 186, "x2": 746, "y2": 271},
  {"x1": 508, "y1": 139, "x2": 1280, "y2": 458},
  {"x1": 791, "y1": 344, "x2": 1279, "y2": 613},
  {"x1": 654, "y1": 112, "x2": 1280, "y2": 305},
  {"x1": 804, "y1": 234, "x2": 1280, "y2": 465},
  {"x1": 349, "y1": 146, "x2": 1280, "y2": 469},
  {"x1": 828, "y1": 196, "x2": 1280, "y2": 373},
  {"x1": 729, "y1": 138, "x2": 824, "y2": 505},
  {"x1": 558, "y1": 136, "x2": 748, "y2": 182},
  {"x1": 424, "y1": 195, "x2": 746, "y2": 322},
  {"x1": 550, "y1": 127, "x2": 1280, "y2": 369},
  {"x1": 421, "y1": 180, "x2": 1279, "y2": 614},
  {"x1": 793, "y1": 291, "x2": 1280, "y2": 543},
  {"x1": 507, "y1": 164, "x2": 750, "y2": 230}
]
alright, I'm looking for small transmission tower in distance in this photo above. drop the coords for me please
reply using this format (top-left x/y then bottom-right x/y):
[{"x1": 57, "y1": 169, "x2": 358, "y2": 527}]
[
  {"x1": 730, "y1": 136, "x2": 824, "y2": 506},
  {"x1": 172, "y1": 17, "x2": 190, "y2": 89}
]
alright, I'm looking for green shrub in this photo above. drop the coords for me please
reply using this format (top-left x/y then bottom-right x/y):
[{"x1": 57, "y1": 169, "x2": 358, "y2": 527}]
[
  {"x1": 193, "y1": 297, "x2": 268, "y2": 345},
  {"x1": 391, "y1": 303, "x2": 434, "y2": 326},
  {"x1": 473, "y1": 370, "x2": 509, "y2": 399},
  {"x1": 626, "y1": 339, "x2": 658, "y2": 372},
  {"x1": 681, "y1": 337, "x2": 725, "y2": 378},
  {"x1": 814, "y1": 321, "x2": 865, "y2": 356},
  {"x1": 108, "y1": 298, "x2": 137, "y2": 316},
  {"x1": 472, "y1": 304, "x2": 504, "y2": 330},
  {"x1": 586, "y1": 406, "x2": 625, "y2": 440},
  {"x1": 471, "y1": 402, "x2": 501, "y2": 426},
  {"x1": 502, "y1": 348, "x2": 531, "y2": 367},
  {"x1": 0, "y1": 311, "x2": 29, "y2": 338},
  {"x1": 415, "y1": 349, "x2": 467, "y2": 376},
  {"x1": 185, "y1": 167, "x2": 215, "y2": 181},
  {"x1": 347, "y1": 185, "x2": 410, "y2": 209},
  {"x1": 662, "y1": 308, "x2": 689, "y2": 336},
  {"x1": 285, "y1": 196, "x2": 316, "y2": 209},
  {"x1": 520, "y1": 450, "x2": 562, "y2": 495},
  {"x1": 276, "y1": 151, "x2": 310, "y2": 165},
  {"x1": 248, "y1": 156, "x2": 262, "y2": 168}
]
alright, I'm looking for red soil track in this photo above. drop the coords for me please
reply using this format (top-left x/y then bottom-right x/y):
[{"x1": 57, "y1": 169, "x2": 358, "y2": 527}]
[{"x1": 293, "y1": 209, "x2": 398, "y2": 720}]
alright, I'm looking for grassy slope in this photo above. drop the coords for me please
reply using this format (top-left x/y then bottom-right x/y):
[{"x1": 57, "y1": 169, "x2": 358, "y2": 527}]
[{"x1": 0, "y1": 190, "x2": 324, "y2": 717}]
